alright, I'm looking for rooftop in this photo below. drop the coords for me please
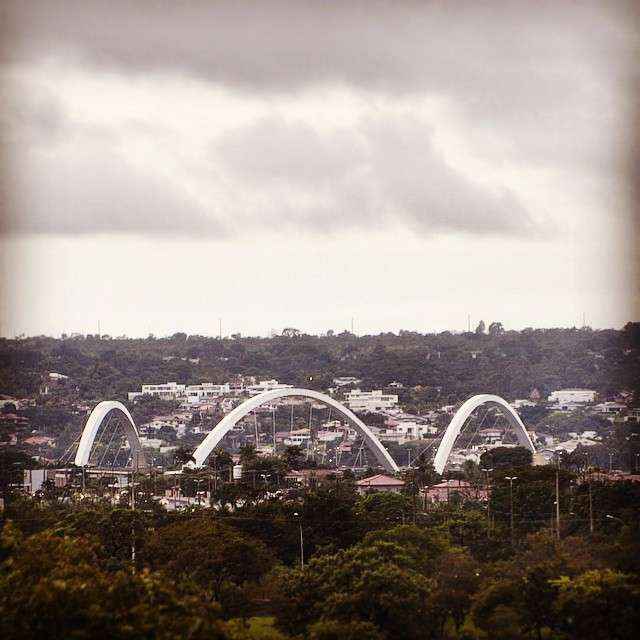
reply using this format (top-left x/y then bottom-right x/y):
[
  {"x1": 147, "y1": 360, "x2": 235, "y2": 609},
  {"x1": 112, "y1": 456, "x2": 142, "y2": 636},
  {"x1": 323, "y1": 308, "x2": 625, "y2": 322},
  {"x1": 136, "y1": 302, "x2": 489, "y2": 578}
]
[
  {"x1": 356, "y1": 473, "x2": 405, "y2": 487},
  {"x1": 427, "y1": 479, "x2": 474, "y2": 489}
]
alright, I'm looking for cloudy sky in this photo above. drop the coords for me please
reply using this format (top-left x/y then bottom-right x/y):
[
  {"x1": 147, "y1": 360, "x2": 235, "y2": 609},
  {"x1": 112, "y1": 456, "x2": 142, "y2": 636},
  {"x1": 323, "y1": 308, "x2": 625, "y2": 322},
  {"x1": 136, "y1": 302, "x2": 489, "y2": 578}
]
[{"x1": 1, "y1": 1, "x2": 638, "y2": 337}]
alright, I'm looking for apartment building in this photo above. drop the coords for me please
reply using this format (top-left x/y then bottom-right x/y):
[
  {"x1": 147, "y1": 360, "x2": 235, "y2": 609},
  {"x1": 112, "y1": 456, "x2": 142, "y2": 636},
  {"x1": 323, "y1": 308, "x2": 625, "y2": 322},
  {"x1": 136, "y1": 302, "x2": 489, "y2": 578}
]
[
  {"x1": 547, "y1": 388, "x2": 597, "y2": 408},
  {"x1": 128, "y1": 382, "x2": 186, "y2": 402},
  {"x1": 185, "y1": 383, "x2": 230, "y2": 402},
  {"x1": 345, "y1": 389, "x2": 398, "y2": 412}
]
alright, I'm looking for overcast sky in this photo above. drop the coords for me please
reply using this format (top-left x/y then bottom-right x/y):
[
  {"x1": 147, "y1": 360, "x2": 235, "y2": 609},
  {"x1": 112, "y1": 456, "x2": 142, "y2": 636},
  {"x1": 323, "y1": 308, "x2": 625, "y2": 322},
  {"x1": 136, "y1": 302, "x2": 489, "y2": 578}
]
[{"x1": 1, "y1": 1, "x2": 638, "y2": 337}]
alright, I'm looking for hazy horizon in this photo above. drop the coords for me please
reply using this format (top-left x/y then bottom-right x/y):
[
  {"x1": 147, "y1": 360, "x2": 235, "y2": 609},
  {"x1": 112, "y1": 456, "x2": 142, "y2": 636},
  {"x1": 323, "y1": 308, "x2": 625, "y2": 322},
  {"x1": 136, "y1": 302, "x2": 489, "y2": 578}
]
[{"x1": 3, "y1": 319, "x2": 635, "y2": 341}]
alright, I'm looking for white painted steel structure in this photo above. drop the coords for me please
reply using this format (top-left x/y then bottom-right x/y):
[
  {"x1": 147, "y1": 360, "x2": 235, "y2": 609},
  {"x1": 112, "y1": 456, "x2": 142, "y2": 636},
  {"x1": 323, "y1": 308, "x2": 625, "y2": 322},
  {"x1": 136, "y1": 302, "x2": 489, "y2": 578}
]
[
  {"x1": 432, "y1": 394, "x2": 535, "y2": 474},
  {"x1": 74, "y1": 401, "x2": 145, "y2": 467},
  {"x1": 191, "y1": 388, "x2": 399, "y2": 472}
]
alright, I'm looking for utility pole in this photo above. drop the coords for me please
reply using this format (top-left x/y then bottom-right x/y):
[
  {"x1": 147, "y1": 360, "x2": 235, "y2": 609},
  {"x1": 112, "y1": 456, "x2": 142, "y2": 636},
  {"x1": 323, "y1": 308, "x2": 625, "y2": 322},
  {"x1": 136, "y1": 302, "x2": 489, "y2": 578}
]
[
  {"x1": 482, "y1": 468, "x2": 493, "y2": 535},
  {"x1": 254, "y1": 413, "x2": 259, "y2": 449},
  {"x1": 555, "y1": 464, "x2": 561, "y2": 541},
  {"x1": 130, "y1": 453, "x2": 139, "y2": 564},
  {"x1": 272, "y1": 406, "x2": 276, "y2": 454},
  {"x1": 467, "y1": 314, "x2": 471, "y2": 333},
  {"x1": 294, "y1": 512, "x2": 304, "y2": 569},
  {"x1": 588, "y1": 476, "x2": 594, "y2": 534},
  {"x1": 506, "y1": 476, "x2": 517, "y2": 544}
]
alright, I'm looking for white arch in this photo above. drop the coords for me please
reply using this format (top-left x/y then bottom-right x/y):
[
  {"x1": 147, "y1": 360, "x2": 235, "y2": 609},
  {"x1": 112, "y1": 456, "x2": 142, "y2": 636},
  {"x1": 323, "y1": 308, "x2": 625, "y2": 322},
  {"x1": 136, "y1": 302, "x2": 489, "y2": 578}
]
[
  {"x1": 191, "y1": 388, "x2": 399, "y2": 473},
  {"x1": 74, "y1": 401, "x2": 145, "y2": 468},
  {"x1": 433, "y1": 394, "x2": 535, "y2": 474}
]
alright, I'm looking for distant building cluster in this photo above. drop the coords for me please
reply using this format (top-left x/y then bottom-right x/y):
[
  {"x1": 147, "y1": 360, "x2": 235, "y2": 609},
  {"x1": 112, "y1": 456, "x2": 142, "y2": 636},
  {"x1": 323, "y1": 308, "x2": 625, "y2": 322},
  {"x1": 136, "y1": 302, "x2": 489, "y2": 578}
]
[
  {"x1": 128, "y1": 377, "x2": 292, "y2": 403},
  {"x1": 6, "y1": 362, "x2": 640, "y2": 485}
]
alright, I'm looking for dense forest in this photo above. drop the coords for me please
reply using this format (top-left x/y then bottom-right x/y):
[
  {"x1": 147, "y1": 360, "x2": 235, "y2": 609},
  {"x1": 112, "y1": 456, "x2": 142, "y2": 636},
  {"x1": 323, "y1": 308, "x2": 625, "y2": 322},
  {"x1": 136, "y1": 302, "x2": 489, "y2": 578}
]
[
  {"x1": 1, "y1": 461, "x2": 639, "y2": 640},
  {"x1": 1, "y1": 324, "x2": 639, "y2": 405}
]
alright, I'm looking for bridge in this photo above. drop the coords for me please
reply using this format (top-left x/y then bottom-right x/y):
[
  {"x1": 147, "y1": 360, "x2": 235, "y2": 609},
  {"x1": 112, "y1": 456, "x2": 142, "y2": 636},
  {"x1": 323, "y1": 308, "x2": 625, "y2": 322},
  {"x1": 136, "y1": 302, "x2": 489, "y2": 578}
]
[
  {"x1": 73, "y1": 391, "x2": 535, "y2": 475},
  {"x1": 73, "y1": 400, "x2": 145, "y2": 469}
]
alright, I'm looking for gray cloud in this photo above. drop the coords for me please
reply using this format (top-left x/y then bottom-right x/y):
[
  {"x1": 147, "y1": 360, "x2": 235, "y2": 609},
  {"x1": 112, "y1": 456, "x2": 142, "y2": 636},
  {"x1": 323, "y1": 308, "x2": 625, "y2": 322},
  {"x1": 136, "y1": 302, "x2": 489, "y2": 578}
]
[
  {"x1": 215, "y1": 115, "x2": 539, "y2": 237},
  {"x1": 1, "y1": 1, "x2": 637, "y2": 239},
  {"x1": 216, "y1": 119, "x2": 366, "y2": 189},
  {"x1": 1, "y1": 134, "x2": 226, "y2": 237},
  {"x1": 3, "y1": 2, "x2": 637, "y2": 118}
]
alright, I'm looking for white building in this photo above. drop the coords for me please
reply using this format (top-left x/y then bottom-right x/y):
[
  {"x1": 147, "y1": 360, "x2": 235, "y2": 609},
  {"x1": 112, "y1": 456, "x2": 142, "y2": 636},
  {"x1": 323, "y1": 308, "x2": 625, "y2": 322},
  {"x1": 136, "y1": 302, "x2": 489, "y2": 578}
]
[
  {"x1": 317, "y1": 430, "x2": 344, "y2": 442},
  {"x1": 185, "y1": 383, "x2": 230, "y2": 402},
  {"x1": 332, "y1": 376, "x2": 362, "y2": 387},
  {"x1": 547, "y1": 389, "x2": 597, "y2": 409},
  {"x1": 345, "y1": 389, "x2": 398, "y2": 412},
  {"x1": 539, "y1": 435, "x2": 599, "y2": 462},
  {"x1": 128, "y1": 382, "x2": 186, "y2": 402},
  {"x1": 139, "y1": 437, "x2": 163, "y2": 449},
  {"x1": 593, "y1": 401, "x2": 626, "y2": 415},
  {"x1": 479, "y1": 428, "x2": 503, "y2": 445},
  {"x1": 129, "y1": 381, "x2": 236, "y2": 403},
  {"x1": 284, "y1": 429, "x2": 311, "y2": 446},
  {"x1": 246, "y1": 379, "x2": 294, "y2": 395},
  {"x1": 48, "y1": 372, "x2": 69, "y2": 380},
  {"x1": 512, "y1": 398, "x2": 536, "y2": 409},
  {"x1": 378, "y1": 422, "x2": 437, "y2": 444},
  {"x1": 396, "y1": 421, "x2": 437, "y2": 437}
]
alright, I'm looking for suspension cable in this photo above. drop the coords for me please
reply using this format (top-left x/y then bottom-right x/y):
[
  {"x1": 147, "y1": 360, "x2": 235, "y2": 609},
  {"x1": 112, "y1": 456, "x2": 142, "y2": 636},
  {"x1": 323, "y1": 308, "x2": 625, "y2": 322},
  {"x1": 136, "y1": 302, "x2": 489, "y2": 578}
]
[{"x1": 99, "y1": 421, "x2": 121, "y2": 468}]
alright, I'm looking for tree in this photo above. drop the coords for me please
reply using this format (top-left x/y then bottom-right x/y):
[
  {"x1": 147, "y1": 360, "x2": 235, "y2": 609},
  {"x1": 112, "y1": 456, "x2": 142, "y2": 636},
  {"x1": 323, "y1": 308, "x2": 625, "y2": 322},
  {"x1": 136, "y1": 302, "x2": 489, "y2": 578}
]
[
  {"x1": 488, "y1": 322, "x2": 505, "y2": 337},
  {"x1": 239, "y1": 443, "x2": 258, "y2": 467},
  {"x1": 552, "y1": 569, "x2": 640, "y2": 640},
  {"x1": 0, "y1": 528, "x2": 228, "y2": 640},
  {"x1": 142, "y1": 518, "x2": 275, "y2": 611},
  {"x1": 471, "y1": 531, "x2": 598, "y2": 640},
  {"x1": 489, "y1": 466, "x2": 574, "y2": 536},
  {"x1": 307, "y1": 620, "x2": 383, "y2": 640},
  {"x1": 412, "y1": 457, "x2": 440, "y2": 487},
  {"x1": 296, "y1": 482, "x2": 361, "y2": 554},
  {"x1": 355, "y1": 491, "x2": 414, "y2": 531},
  {"x1": 283, "y1": 445, "x2": 305, "y2": 470},
  {"x1": 173, "y1": 446, "x2": 196, "y2": 466},
  {"x1": 57, "y1": 506, "x2": 158, "y2": 568},
  {"x1": 432, "y1": 550, "x2": 481, "y2": 635},
  {"x1": 225, "y1": 617, "x2": 291, "y2": 640},
  {"x1": 0, "y1": 450, "x2": 37, "y2": 503},
  {"x1": 208, "y1": 446, "x2": 234, "y2": 472},
  {"x1": 273, "y1": 525, "x2": 449, "y2": 639},
  {"x1": 480, "y1": 446, "x2": 533, "y2": 470},
  {"x1": 475, "y1": 320, "x2": 486, "y2": 335}
]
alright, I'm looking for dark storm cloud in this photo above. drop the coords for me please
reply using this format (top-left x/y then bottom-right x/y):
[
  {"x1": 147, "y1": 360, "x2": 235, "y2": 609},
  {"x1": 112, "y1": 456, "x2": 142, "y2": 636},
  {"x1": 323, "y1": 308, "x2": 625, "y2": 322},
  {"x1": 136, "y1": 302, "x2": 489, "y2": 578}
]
[
  {"x1": 1, "y1": 0, "x2": 638, "y2": 239},
  {"x1": 4, "y1": 1, "x2": 638, "y2": 109}
]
